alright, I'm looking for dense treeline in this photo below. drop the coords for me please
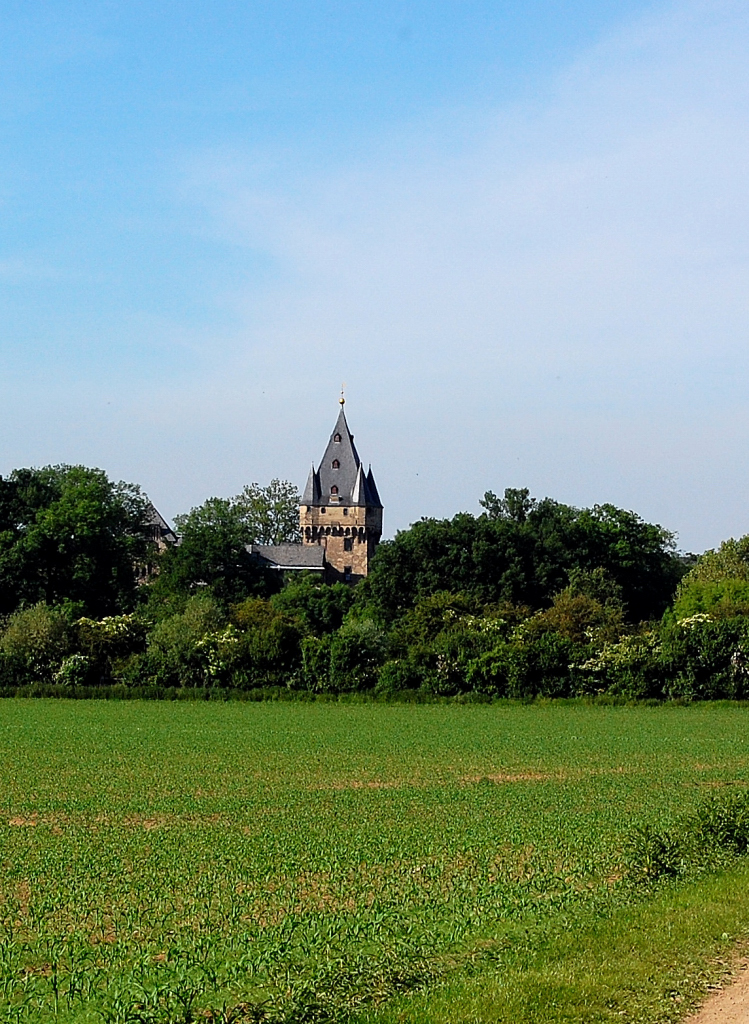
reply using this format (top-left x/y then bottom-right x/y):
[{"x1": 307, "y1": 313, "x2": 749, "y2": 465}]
[
  {"x1": 1, "y1": 467, "x2": 748, "y2": 701},
  {"x1": 367, "y1": 489, "x2": 681, "y2": 623},
  {"x1": 0, "y1": 466, "x2": 151, "y2": 616}
]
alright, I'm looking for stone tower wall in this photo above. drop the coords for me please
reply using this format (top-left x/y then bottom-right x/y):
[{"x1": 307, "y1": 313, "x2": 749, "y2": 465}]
[{"x1": 300, "y1": 503, "x2": 382, "y2": 582}]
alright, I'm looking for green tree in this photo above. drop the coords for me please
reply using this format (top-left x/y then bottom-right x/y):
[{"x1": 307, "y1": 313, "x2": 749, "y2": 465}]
[
  {"x1": 0, "y1": 603, "x2": 70, "y2": 684},
  {"x1": 151, "y1": 479, "x2": 301, "y2": 608},
  {"x1": 235, "y1": 479, "x2": 301, "y2": 545},
  {"x1": 0, "y1": 466, "x2": 153, "y2": 617},
  {"x1": 363, "y1": 488, "x2": 680, "y2": 624},
  {"x1": 155, "y1": 497, "x2": 273, "y2": 606},
  {"x1": 680, "y1": 536, "x2": 749, "y2": 585},
  {"x1": 270, "y1": 573, "x2": 354, "y2": 634},
  {"x1": 673, "y1": 536, "x2": 749, "y2": 620},
  {"x1": 479, "y1": 486, "x2": 536, "y2": 523},
  {"x1": 673, "y1": 579, "x2": 749, "y2": 621}
]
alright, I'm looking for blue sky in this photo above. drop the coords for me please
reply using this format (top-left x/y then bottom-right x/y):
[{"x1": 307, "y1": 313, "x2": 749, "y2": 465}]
[{"x1": 1, "y1": 0, "x2": 747, "y2": 551}]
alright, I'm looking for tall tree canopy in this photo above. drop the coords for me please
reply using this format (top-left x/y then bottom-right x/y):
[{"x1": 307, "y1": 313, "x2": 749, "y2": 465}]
[
  {"x1": 157, "y1": 497, "x2": 268, "y2": 606},
  {"x1": 363, "y1": 488, "x2": 682, "y2": 623},
  {"x1": 672, "y1": 535, "x2": 749, "y2": 620},
  {"x1": 0, "y1": 465, "x2": 152, "y2": 617},
  {"x1": 154, "y1": 480, "x2": 301, "y2": 605},
  {"x1": 235, "y1": 479, "x2": 301, "y2": 546}
]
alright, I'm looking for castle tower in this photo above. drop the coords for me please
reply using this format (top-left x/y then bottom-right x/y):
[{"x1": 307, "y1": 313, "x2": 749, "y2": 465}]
[{"x1": 300, "y1": 399, "x2": 383, "y2": 582}]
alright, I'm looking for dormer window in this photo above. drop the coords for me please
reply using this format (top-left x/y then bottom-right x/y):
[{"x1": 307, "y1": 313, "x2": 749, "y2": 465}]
[
  {"x1": 334, "y1": 433, "x2": 341, "y2": 442},
  {"x1": 332, "y1": 459, "x2": 340, "y2": 469},
  {"x1": 331, "y1": 486, "x2": 338, "y2": 495}
]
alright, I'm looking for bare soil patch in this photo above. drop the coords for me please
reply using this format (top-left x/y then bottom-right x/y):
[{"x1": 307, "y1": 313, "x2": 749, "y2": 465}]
[
  {"x1": 687, "y1": 961, "x2": 749, "y2": 1023},
  {"x1": 462, "y1": 772, "x2": 558, "y2": 784},
  {"x1": 317, "y1": 779, "x2": 400, "y2": 790}
]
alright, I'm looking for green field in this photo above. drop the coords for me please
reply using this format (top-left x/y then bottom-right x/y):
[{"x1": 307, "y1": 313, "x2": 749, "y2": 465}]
[{"x1": 1, "y1": 701, "x2": 749, "y2": 1023}]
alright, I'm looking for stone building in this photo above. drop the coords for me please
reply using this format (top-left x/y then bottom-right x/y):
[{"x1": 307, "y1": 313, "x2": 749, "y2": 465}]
[
  {"x1": 250, "y1": 399, "x2": 383, "y2": 583},
  {"x1": 135, "y1": 502, "x2": 180, "y2": 582},
  {"x1": 144, "y1": 502, "x2": 179, "y2": 551}
]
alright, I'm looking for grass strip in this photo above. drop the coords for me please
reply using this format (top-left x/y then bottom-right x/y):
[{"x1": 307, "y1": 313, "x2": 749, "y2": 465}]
[{"x1": 359, "y1": 862, "x2": 749, "y2": 1024}]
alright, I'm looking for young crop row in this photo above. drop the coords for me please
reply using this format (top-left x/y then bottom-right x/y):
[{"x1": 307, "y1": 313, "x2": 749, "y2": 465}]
[{"x1": 0, "y1": 702, "x2": 747, "y2": 1022}]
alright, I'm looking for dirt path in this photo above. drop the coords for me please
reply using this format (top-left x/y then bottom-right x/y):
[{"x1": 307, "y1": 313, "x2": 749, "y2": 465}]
[{"x1": 687, "y1": 962, "x2": 749, "y2": 1023}]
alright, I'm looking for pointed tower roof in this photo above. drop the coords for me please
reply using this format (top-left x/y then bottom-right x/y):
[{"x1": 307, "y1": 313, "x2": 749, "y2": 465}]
[
  {"x1": 304, "y1": 401, "x2": 383, "y2": 508},
  {"x1": 302, "y1": 465, "x2": 321, "y2": 504},
  {"x1": 365, "y1": 466, "x2": 383, "y2": 508},
  {"x1": 314, "y1": 405, "x2": 361, "y2": 505}
]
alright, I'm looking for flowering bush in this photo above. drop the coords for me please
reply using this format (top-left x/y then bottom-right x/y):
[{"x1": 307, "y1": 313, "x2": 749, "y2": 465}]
[
  {"x1": 54, "y1": 653, "x2": 94, "y2": 688},
  {"x1": 660, "y1": 615, "x2": 749, "y2": 700},
  {"x1": 577, "y1": 630, "x2": 662, "y2": 698},
  {"x1": 75, "y1": 613, "x2": 147, "y2": 658},
  {"x1": 195, "y1": 625, "x2": 242, "y2": 681}
]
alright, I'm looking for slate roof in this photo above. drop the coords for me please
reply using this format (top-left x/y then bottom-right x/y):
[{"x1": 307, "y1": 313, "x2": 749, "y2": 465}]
[
  {"x1": 301, "y1": 465, "x2": 321, "y2": 504},
  {"x1": 248, "y1": 543, "x2": 325, "y2": 570},
  {"x1": 304, "y1": 406, "x2": 382, "y2": 508},
  {"x1": 365, "y1": 467, "x2": 381, "y2": 506},
  {"x1": 143, "y1": 502, "x2": 179, "y2": 546}
]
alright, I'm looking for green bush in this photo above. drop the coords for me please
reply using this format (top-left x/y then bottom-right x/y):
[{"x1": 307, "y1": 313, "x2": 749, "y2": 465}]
[
  {"x1": 625, "y1": 790, "x2": 749, "y2": 884},
  {"x1": 143, "y1": 594, "x2": 226, "y2": 688},
  {"x1": 625, "y1": 824, "x2": 686, "y2": 883},
  {"x1": 0, "y1": 603, "x2": 70, "y2": 683},
  {"x1": 300, "y1": 634, "x2": 333, "y2": 691},
  {"x1": 506, "y1": 629, "x2": 580, "y2": 697},
  {"x1": 375, "y1": 658, "x2": 425, "y2": 697},
  {"x1": 660, "y1": 614, "x2": 749, "y2": 700},
  {"x1": 386, "y1": 598, "x2": 510, "y2": 697},
  {"x1": 693, "y1": 791, "x2": 749, "y2": 855},
  {"x1": 234, "y1": 614, "x2": 303, "y2": 688},
  {"x1": 329, "y1": 621, "x2": 386, "y2": 692},
  {"x1": 577, "y1": 630, "x2": 663, "y2": 699},
  {"x1": 270, "y1": 574, "x2": 354, "y2": 635},
  {"x1": 421, "y1": 619, "x2": 504, "y2": 696},
  {"x1": 465, "y1": 645, "x2": 512, "y2": 696}
]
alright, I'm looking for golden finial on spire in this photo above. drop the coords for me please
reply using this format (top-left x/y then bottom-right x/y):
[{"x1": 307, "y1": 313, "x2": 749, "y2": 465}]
[{"x1": 339, "y1": 383, "x2": 346, "y2": 406}]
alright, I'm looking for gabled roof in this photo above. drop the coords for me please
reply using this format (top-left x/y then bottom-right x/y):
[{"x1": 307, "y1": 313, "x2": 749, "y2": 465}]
[
  {"x1": 144, "y1": 501, "x2": 179, "y2": 545},
  {"x1": 248, "y1": 543, "x2": 325, "y2": 570}
]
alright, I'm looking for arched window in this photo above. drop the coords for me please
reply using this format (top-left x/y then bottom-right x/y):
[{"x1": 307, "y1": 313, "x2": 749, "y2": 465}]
[
  {"x1": 334, "y1": 433, "x2": 341, "y2": 442},
  {"x1": 331, "y1": 485, "x2": 339, "y2": 495},
  {"x1": 332, "y1": 459, "x2": 340, "y2": 469}
]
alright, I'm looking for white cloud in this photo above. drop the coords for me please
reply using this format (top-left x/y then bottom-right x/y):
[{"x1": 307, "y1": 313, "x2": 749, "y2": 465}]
[
  {"x1": 169, "y1": 2, "x2": 748, "y2": 550},
  {"x1": 13, "y1": 0, "x2": 745, "y2": 550}
]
